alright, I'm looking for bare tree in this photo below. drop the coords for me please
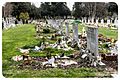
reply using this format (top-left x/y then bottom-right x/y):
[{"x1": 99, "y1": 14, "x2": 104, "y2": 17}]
[{"x1": 3, "y1": 2, "x2": 13, "y2": 17}]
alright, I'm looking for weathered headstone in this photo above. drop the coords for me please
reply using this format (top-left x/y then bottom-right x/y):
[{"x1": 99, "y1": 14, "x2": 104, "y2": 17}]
[
  {"x1": 81, "y1": 17, "x2": 84, "y2": 23},
  {"x1": 84, "y1": 17, "x2": 87, "y2": 23},
  {"x1": 91, "y1": 18, "x2": 94, "y2": 24},
  {"x1": 101, "y1": 19, "x2": 104, "y2": 24},
  {"x1": 75, "y1": 23, "x2": 79, "y2": 41},
  {"x1": 65, "y1": 21, "x2": 69, "y2": 37},
  {"x1": 87, "y1": 26, "x2": 98, "y2": 57},
  {"x1": 88, "y1": 19, "x2": 90, "y2": 24},
  {"x1": 72, "y1": 20, "x2": 80, "y2": 42},
  {"x1": 114, "y1": 18, "x2": 118, "y2": 27},
  {"x1": 96, "y1": 19, "x2": 98, "y2": 24},
  {"x1": 107, "y1": 19, "x2": 110, "y2": 25}
]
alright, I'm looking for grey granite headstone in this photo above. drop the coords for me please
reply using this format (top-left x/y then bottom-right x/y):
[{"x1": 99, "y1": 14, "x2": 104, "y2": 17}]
[
  {"x1": 65, "y1": 21, "x2": 69, "y2": 37},
  {"x1": 72, "y1": 23, "x2": 79, "y2": 42},
  {"x1": 87, "y1": 26, "x2": 98, "y2": 57}
]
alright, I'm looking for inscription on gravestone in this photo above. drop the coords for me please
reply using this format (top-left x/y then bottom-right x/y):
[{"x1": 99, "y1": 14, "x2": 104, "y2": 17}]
[{"x1": 87, "y1": 26, "x2": 98, "y2": 57}]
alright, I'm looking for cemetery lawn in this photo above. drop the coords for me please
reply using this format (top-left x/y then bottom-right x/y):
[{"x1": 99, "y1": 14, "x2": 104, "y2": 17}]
[
  {"x1": 2, "y1": 24, "x2": 117, "y2": 78},
  {"x1": 78, "y1": 24, "x2": 118, "y2": 39}
]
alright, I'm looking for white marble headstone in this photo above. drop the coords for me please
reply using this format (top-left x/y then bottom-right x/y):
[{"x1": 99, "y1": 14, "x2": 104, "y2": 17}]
[
  {"x1": 88, "y1": 19, "x2": 90, "y2": 24},
  {"x1": 101, "y1": 19, "x2": 104, "y2": 24},
  {"x1": 84, "y1": 17, "x2": 87, "y2": 23},
  {"x1": 107, "y1": 19, "x2": 110, "y2": 25},
  {"x1": 91, "y1": 19, "x2": 94, "y2": 24},
  {"x1": 96, "y1": 19, "x2": 98, "y2": 24},
  {"x1": 114, "y1": 18, "x2": 118, "y2": 27}
]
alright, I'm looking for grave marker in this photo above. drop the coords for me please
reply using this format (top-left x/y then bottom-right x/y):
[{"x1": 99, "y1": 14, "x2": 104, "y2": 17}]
[
  {"x1": 72, "y1": 20, "x2": 80, "y2": 42},
  {"x1": 65, "y1": 21, "x2": 69, "y2": 37},
  {"x1": 84, "y1": 17, "x2": 87, "y2": 23},
  {"x1": 91, "y1": 18, "x2": 94, "y2": 24},
  {"x1": 107, "y1": 19, "x2": 110, "y2": 25},
  {"x1": 96, "y1": 19, "x2": 98, "y2": 24},
  {"x1": 87, "y1": 26, "x2": 99, "y2": 57},
  {"x1": 114, "y1": 18, "x2": 118, "y2": 27},
  {"x1": 81, "y1": 17, "x2": 84, "y2": 23},
  {"x1": 88, "y1": 19, "x2": 90, "y2": 24},
  {"x1": 101, "y1": 19, "x2": 104, "y2": 24}
]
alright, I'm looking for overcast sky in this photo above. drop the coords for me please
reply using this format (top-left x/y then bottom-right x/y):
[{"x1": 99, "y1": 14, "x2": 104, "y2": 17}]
[{"x1": 32, "y1": 2, "x2": 74, "y2": 11}]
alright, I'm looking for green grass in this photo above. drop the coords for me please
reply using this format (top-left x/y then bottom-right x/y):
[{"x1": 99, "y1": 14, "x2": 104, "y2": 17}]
[
  {"x1": 2, "y1": 24, "x2": 116, "y2": 78},
  {"x1": 2, "y1": 67, "x2": 98, "y2": 78},
  {"x1": 98, "y1": 27, "x2": 118, "y2": 39}
]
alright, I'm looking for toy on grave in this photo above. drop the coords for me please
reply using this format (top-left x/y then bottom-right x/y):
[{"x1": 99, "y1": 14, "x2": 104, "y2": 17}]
[
  {"x1": 51, "y1": 34, "x2": 57, "y2": 40},
  {"x1": 79, "y1": 49, "x2": 97, "y2": 67},
  {"x1": 17, "y1": 48, "x2": 30, "y2": 54},
  {"x1": 42, "y1": 56, "x2": 57, "y2": 68},
  {"x1": 46, "y1": 52, "x2": 52, "y2": 59},
  {"x1": 71, "y1": 39, "x2": 78, "y2": 49},
  {"x1": 22, "y1": 52, "x2": 32, "y2": 65},
  {"x1": 12, "y1": 55, "x2": 23, "y2": 61},
  {"x1": 35, "y1": 24, "x2": 42, "y2": 37},
  {"x1": 41, "y1": 42, "x2": 46, "y2": 50},
  {"x1": 33, "y1": 46, "x2": 41, "y2": 52},
  {"x1": 43, "y1": 28, "x2": 50, "y2": 33},
  {"x1": 68, "y1": 51, "x2": 80, "y2": 59},
  {"x1": 81, "y1": 27, "x2": 87, "y2": 38},
  {"x1": 57, "y1": 38, "x2": 61, "y2": 45}
]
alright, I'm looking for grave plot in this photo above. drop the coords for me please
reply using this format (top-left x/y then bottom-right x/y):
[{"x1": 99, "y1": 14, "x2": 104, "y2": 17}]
[
  {"x1": 13, "y1": 22, "x2": 118, "y2": 76},
  {"x1": 3, "y1": 19, "x2": 118, "y2": 78}
]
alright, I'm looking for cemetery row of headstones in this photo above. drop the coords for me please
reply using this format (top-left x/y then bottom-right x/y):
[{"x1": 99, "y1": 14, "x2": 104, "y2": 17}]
[
  {"x1": 2, "y1": 17, "x2": 23, "y2": 29},
  {"x1": 81, "y1": 17, "x2": 118, "y2": 27}
]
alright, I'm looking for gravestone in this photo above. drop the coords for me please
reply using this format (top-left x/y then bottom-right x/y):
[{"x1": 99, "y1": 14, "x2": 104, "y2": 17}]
[
  {"x1": 96, "y1": 19, "x2": 98, "y2": 24},
  {"x1": 87, "y1": 26, "x2": 99, "y2": 57},
  {"x1": 114, "y1": 18, "x2": 118, "y2": 27},
  {"x1": 81, "y1": 17, "x2": 84, "y2": 23},
  {"x1": 88, "y1": 19, "x2": 90, "y2": 24},
  {"x1": 91, "y1": 19, "x2": 94, "y2": 24},
  {"x1": 84, "y1": 17, "x2": 87, "y2": 23},
  {"x1": 65, "y1": 21, "x2": 69, "y2": 37},
  {"x1": 107, "y1": 19, "x2": 110, "y2": 25},
  {"x1": 101, "y1": 19, "x2": 104, "y2": 24},
  {"x1": 72, "y1": 20, "x2": 80, "y2": 42}
]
